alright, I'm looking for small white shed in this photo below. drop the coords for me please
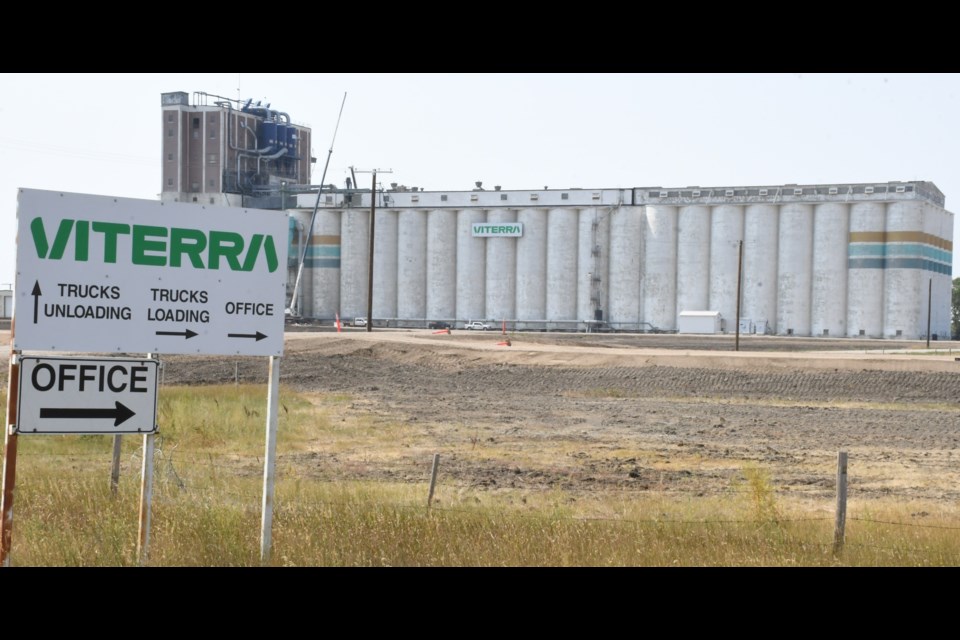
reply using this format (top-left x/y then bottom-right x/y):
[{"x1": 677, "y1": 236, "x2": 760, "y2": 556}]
[
  {"x1": 0, "y1": 289, "x2": 12, "y2": 320},
  {"x1": 678, "y1": 310, "x2": 722, "y2": 334}
]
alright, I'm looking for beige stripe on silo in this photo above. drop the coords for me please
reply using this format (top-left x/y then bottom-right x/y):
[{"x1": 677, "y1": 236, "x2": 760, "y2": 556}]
[
  {"x1": 848, "y1": 231, "x2": 886, "y2": 243},
  {"x1": 311, "y1": 235, "x2": 341, "y2": 245},
  {"x1": 848, "y1": 231, "x2": 952, "y2": 250}
]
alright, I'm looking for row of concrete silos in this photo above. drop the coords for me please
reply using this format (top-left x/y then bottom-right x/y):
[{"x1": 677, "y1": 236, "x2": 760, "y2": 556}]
[{"x1": 290, "y1": 198, "x2": 952, "y2": 338}]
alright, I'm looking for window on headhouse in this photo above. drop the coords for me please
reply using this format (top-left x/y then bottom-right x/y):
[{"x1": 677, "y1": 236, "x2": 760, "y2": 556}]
[
  {"x1": 167, "y1": 129, "x2": 173, "y2": 137},
  {"x1": 208, "y1": 154, "x2": 216, "y2": 164},
  {"x1": 167, "y1": 153, "x2": 173, "y2": 161},
  {"x1": 166, "y1": 177, "x2": 173, "y2": 187},
  {"x1": 167, "y1": 113, "x2": 173, "y2": 122},
  {"x1": 192, "y1": 118, "x2": 200, "y2": 129},
  {"x1": 209, "y1": 179, "x2": 215, "y2": 186},
  {"x1": 209, "y1": 128, "x2": 216, "y2": 139}
]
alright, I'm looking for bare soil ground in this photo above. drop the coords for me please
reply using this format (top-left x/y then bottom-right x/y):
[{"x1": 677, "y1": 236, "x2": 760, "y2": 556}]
[{"x1": 4, "y1": 328, "x2": 960, "y2": 504}]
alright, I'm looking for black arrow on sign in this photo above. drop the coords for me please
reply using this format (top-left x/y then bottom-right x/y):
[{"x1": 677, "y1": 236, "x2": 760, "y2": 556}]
[
  {"x1": 40, "y1": 401, "x2": 136, "y2": 427},
  {"x1": 155, "y1": 329, "x2": 198, "y2": 339},
  {"x1": 32, "y1": 280, "x2": 41, "y2": 324},
  {"x1": 228, "y1": 331, "x2": 267, "y2": 341}
]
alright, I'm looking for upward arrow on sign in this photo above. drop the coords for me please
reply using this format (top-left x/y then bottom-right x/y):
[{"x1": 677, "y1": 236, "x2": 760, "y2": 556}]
[{"x1": 32, "y1": 280, "x2": 41, "y2": 324}]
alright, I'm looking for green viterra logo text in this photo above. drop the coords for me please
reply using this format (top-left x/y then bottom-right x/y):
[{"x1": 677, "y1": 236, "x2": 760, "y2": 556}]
[{"x1": 30, "y1": 218, "x2": 279, "y2": 272}]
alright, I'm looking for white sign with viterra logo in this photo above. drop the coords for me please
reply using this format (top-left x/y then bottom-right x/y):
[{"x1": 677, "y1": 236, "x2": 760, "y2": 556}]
[
  {"x1": 471, "y1": 222, "x2": 523, "y2": 237},
  {"x1": 13, "y1": 188, "x2": 288, "y2": 356}
]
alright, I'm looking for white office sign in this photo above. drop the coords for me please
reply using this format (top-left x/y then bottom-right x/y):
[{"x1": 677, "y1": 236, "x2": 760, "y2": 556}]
[
  {"x1": 13, "y1": 188, "x2": 288, "y2": 356},
  {"x1": 471, "y1": 222, "x2": 523, "y2": 237},
  {"x1": 15, "y1": 356, "x2": 159, "y2": 434}
]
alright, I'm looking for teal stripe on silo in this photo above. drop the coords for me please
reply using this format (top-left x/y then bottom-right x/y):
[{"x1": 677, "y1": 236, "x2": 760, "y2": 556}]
[
  {"x1": 848, "y1": 244, "x2": 885, "y2": 258},
  {"x1": 300, "y1": 243, "x2": 341, "y2": 268},
  {"x1": 304, "y1": 257, "x2": 342, "y2": 268}
]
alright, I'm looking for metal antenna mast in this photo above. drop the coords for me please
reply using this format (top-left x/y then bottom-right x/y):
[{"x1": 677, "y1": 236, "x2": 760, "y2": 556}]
[{"x1": 288, "y1": 92, "x2": 347, "y2": 317}]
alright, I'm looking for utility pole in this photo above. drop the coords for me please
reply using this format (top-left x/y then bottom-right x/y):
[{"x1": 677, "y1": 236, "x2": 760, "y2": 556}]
[
  {"x1": 735, "y1": 239, "x2": 743, "y2": 352},
  {"x1": 352, "y1": 168, "x2": 393, "y2": 332}
]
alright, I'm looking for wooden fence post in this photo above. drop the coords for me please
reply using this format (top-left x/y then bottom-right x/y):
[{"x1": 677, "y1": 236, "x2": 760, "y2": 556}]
[
  {"x1": 834, "y1": 451, "x2": 848, "y2": 555},
  {"x1": 110, "y1": 435, "x2": 122, "y2": 496},
  {"x1": 427, "y1": 454, "x2": 440, "y2": 508}
]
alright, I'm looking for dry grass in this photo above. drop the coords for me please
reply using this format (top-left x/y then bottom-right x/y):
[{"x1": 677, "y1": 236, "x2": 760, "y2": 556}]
[{"x1": 2, "y1": 384, "x2": 960, "y2": 566}]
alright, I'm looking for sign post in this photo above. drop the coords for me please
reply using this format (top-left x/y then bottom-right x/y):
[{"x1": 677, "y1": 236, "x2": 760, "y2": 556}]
[{"x1": 1, "y1": 354, "x2": 19, "y2": 567}]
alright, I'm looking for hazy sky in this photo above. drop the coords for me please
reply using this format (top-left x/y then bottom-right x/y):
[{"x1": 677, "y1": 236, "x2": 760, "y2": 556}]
[{"x1": 2, "y1": 72, "x2": 959, "y2": 291}]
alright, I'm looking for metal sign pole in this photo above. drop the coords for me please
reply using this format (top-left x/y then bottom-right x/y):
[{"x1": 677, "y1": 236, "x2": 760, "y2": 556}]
[
  {"x1": 137, "y1": 352, "x2": 157, "y2": 566},
  {"x1": 260, "y1": 355, "x2": 281, "y2": 564},
  {"x1": 137, "y1": 431, "x2": 155, "y2": 566}
]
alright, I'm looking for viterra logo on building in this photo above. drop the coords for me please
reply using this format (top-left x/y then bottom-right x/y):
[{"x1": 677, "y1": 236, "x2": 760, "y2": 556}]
[
  {"x1": 471, "y1": 223, "x2": 524, "y2": 238},
  {"x1": 29, "y1": 217, "x2": 280, "y2": 273}
]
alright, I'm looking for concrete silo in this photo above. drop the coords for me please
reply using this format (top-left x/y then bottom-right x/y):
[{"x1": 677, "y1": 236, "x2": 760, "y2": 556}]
[
  {"x1": 708, "y1": 204, "x2": 744, "y2": 331},
  {"x1": 397, "y1": 209, "x2": 428, "y2": 322},
  {"x1": 372, "y1": 209, "x2": 399, "y2": 320},
  {"x1": 776, "y1": 203, "x2": 813, "y2": 336},
  {"x1": 608, "y1": 205, "x2": 642, "y2": 329},
  {"x1": 426, "y1": 209, "x2": 457, "y2": 322},
  {"x1": 578, "y1": 207, "x2": 610, "y2": 326},
  {"x1": 675, "y1": 204, "x2": 711, "y2": 318},
  {"x1": 811, "y1": 203, "x2": 849, "y2": 337},
  {"x1": 923, "y1": 201, "x2": 954, "y2": 338},
  {"x1": 846, "y1": 201, "x2": 885, "y2": 338},
  {"x1": 339, "y1": 208, "x2": 370, "y2": 319},
  {"x1": 546, "y1": 207, "x2": 579, "y2": 325},
  {"x1": 484, "y1": 208, "x2": 517, "y2": 322},
  {"x1": 456, "y1": 209, "x2": 487, "y2": 324},
  {"x1": 883, "y1": 200, "x2": 924, "y2": 338},
  {"x1": 742, "y1": 203, "x2": 778, "y2": 334},
  {"x1": 642, "y1": 204, "x2": 678, "y2": 331},
  {"x1": 515, "y1": 207, "x2": 548, "y2": 324},
  {"x1": 305, "y1": 209, "x2": 342, "y2": 319}
]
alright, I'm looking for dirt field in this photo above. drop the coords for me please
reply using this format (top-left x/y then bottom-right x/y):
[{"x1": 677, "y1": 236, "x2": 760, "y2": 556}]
[{"x1": 4, "y1": 327, "x2": 960, "y2": 504}]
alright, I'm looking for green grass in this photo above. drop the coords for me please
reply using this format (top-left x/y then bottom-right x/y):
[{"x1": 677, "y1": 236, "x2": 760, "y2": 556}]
[{"x1": 2, "y1": 384, "x2": 960, "y2": 566}]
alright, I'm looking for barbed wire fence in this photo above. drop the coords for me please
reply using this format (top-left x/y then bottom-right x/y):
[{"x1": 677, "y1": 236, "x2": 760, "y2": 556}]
[
  {"x1": 4, "y1": 356, "x2": 960, "y2": 564},
  {"x1": 7, "y1": 443, "x2": 960, "y2": 554}
]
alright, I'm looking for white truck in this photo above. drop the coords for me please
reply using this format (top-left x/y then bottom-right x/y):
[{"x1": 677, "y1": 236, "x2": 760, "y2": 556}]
[{"x1": 464, "y1": 321, "x2": 491, "y2": 330}]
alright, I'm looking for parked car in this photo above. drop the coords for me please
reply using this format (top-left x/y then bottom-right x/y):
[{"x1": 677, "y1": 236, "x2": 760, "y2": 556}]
[
  {"x1": 428, "y1": 321, "x2": 452, "y2": 330},
  {"x1": 464, "y1": 321, "x2": 491, "y2": 330},
  {"x1": 353, "y1": 317, "x2": 368, "y2": 327}
]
